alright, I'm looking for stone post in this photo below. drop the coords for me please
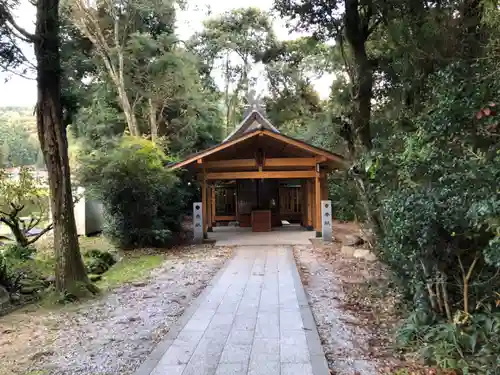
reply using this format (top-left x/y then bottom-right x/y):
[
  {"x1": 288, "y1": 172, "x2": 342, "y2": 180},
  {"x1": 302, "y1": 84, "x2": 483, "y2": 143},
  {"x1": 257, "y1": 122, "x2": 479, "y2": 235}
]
[
  {"x1": 321, "y1": 200, "x2": 333, "y2": 242},
  {"x1": 193, "y1": 202, "x2": 203, "y2": 244}
]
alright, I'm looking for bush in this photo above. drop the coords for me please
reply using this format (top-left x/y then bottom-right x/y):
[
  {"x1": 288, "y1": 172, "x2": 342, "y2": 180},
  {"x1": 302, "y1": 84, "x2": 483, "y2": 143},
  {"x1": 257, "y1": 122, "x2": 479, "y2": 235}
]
[
  {"x1": 78, "y1": 136, "x2": 186, "y2": 249},
  {"x1": 83, "y1": 249, "x2": 116, "y2": 275},
  {"x1": 366, "y1": 62, "x2": 500, "y2": 372},
  {"x1": 397, "y1": 310, "x2": 500, "y2": 374},
  {"x1": 0, "y1": 254, "x2": 22, "y2": 293},
  {"x1": 2, "y1": 244, "x2": 36, "y2": 260},
  {"x1": 328, "y1": 171, "x2": 363, "y2": 221}
]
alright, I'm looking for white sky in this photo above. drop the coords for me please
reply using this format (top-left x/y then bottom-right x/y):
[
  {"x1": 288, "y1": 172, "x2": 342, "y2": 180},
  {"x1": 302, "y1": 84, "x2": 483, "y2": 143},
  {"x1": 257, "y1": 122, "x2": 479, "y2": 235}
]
[{"x1": 0, "y1": 0, "x2": 333, "y2": 107}]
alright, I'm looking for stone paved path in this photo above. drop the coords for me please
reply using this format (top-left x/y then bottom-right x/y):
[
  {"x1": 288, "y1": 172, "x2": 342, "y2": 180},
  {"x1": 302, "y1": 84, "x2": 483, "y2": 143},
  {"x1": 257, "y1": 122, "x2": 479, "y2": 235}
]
[{"x1": 135, "y1": 246, "x2": 329, "y2": 375}]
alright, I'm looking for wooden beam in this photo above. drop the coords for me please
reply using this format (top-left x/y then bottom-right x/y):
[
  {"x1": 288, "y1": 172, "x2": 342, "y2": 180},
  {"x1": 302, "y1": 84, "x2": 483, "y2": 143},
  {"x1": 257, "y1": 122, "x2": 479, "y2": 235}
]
[
  {"x1": 203, "y1": 170, "x2": 317, "y2": 180},
  {"x1": 264, "y1": 158, "x2": 317, "y2": 167},
  {"x1": 215, "y1": 215, "x2": 237, "y2": 221},
  {"x1": 202, "y1": 159, "x2": 257, "y2": 169},
  {"x1": 202, "y1": 157, "x2": 320, "y2": 170}
]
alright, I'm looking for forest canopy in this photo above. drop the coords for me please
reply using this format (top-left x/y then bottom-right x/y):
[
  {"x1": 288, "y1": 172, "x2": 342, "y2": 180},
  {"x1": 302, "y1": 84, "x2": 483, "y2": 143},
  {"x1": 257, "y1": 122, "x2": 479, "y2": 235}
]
[{"x1": 0, "y1": 0, "x2": 499, "y2": 373}]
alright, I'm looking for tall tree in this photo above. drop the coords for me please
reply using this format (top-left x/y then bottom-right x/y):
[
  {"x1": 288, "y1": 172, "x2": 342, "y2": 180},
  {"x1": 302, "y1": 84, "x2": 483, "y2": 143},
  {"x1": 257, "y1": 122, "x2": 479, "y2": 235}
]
[
  {"x1": 35, "y1": 0, "x2": 95, "y2": 294},
  {"x1": 1, "y1": 0, "x2": 94, "y2": 294},
  {"x1": 69, "y1": 0, "x2": 142, "y2": 136},
  {"x1": 190, "y1": 7, "x2": 276, "y2": 133}
]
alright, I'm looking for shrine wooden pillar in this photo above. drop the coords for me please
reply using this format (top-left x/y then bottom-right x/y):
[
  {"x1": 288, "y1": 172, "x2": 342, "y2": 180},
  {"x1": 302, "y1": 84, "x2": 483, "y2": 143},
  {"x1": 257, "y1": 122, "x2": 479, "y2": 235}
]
[
  {"x1": 202, "y1": 170, "x2": 207, "y2": 238},
  {"x1": 211, "y1": 185, "x2": 216, "y2": 230},
  {"x1": 306, "y1": 180, "x2": 313, "y2": 230},
  {"x1": 301, "y1": 180, "x2": 307, "y2": 227},
  {"x1": 207, "y1": 184, "x2": 213, "y2": 232},
  {"x1": 314, "y1": 169, "x2": 321, "y2": 237}
]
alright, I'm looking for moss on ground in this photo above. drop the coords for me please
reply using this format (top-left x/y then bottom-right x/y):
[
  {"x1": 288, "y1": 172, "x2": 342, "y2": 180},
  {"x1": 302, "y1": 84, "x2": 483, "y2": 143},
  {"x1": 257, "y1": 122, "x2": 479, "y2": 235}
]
[{"x1": 96, "y1": 254, "x2": 164, "y2": 290}]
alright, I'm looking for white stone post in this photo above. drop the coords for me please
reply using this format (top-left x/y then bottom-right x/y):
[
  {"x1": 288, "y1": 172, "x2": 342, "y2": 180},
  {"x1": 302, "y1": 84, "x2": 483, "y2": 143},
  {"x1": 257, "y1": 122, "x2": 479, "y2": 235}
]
[
  {"x1": 193, "y1": 202, "x2": 203, "y2": 244},
  {"x1": 321, "y1": 200, "x2": 333, "y2": 242}
]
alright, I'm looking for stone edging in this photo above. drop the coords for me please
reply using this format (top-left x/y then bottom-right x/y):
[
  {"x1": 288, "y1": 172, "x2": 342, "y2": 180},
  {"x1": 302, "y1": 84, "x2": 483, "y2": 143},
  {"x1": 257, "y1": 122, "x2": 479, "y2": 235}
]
[
  {"x1": 289, "y1": 246, "x2": 330, "y2": 375},
  {"x1": 133, "y1": 249, "x2": 236, "y2": 375}
]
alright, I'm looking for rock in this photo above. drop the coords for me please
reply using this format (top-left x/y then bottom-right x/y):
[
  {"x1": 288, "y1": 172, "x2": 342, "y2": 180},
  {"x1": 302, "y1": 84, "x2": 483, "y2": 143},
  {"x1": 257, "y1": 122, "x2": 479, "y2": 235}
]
[
  {"x1": 341, "y1": 245, "x2": 356, "y2": 257},
  {"x1": 89, "y1": 274, "x2": 102, "y2": 282},
  {"x1": 353, "y1": 249, "x2": 377, "y2": 261},
  {"x1": 30, "y1": 350, "x2": 54, "y2": 361},
  {"x1": 359, "y1": 229, "x2": 375, "y2": 243},
  {"x1": 20, "y1": 286, "x2": 38, "y2": 294},
  {"x1": 343, "y1": 234, "x2": 364, "y2": 246},
  {"x1": 109, "y1": 249, "x2": 124, "y2": 262},
  {"x1": 132, "y1": 281, "x2": 147, "y2": 287},
  {"x1": 45, "y1": 275, "x2": 56, "y2": 284},
  {"x1": 0, "y1": 286, "x2": 10, "y2": 308},
  {"x1": 20, "y1": 279, "x2": 44, "y2": 288},
  {"x1": 364, "y1": 252, "x2": 378, "y2": 262}
]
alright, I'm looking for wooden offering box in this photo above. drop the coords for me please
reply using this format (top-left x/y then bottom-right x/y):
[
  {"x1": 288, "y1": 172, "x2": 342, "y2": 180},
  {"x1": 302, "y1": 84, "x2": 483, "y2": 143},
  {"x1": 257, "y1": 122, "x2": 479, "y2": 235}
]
[{"x1": 251, "y1": 210, "x2": 272, "y2": 232}]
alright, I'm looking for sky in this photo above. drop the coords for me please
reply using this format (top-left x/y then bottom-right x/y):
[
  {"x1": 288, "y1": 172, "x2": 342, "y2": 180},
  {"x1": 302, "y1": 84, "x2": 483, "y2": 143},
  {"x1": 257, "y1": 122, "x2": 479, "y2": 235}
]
[{"x1": 0, "y1": 0, "x2": 333, "y2": 107}]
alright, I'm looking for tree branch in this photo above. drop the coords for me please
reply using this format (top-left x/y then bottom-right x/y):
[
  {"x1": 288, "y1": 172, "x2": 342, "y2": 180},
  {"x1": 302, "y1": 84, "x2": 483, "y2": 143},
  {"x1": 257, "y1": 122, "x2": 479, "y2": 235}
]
[
  {"x1": 26, "y1": 223, "x2": 53, "y2": 245},
  {"x1": 3, "y1": 10, "x2": 37, "y2": 42}
]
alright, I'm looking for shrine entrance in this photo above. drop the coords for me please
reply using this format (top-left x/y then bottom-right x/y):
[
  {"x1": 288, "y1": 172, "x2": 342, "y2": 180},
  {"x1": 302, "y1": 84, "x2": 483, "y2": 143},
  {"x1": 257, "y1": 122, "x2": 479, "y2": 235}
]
[{"x1": 168, "y1": 106, "x2": 347, "y2": 237}]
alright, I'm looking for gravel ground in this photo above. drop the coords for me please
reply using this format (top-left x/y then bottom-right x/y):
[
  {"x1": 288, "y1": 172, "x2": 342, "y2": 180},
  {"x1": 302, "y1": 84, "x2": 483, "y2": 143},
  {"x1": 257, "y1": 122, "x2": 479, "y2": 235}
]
[
  {"x1": 295, "y1": 244, "x2": 379, "y2": 375},
  {"x1": 294, "y1": 222, "x2": 402, "y2": 375},
  {"x1": 0, "y1": 245, "x2": 232, "y2": 375}
]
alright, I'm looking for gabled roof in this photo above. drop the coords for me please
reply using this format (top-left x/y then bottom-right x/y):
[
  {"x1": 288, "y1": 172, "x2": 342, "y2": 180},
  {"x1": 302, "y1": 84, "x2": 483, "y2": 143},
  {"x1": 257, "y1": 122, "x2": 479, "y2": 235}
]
[
  {"x1": 168, "y1": 129, "x2": 347, "y2": 171},
  {"x1": 223, "y1": 109, "x2": 280, "y2": 143}
]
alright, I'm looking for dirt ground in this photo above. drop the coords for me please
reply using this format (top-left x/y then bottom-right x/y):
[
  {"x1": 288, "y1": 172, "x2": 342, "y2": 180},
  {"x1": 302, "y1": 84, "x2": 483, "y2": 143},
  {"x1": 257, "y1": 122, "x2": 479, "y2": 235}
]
[
  {"x1": 294, "y1": 221, "x2": 406, "y2": 375},
  {"x1": 0, "y1": 245, "x2": 233, "y2": 375}
]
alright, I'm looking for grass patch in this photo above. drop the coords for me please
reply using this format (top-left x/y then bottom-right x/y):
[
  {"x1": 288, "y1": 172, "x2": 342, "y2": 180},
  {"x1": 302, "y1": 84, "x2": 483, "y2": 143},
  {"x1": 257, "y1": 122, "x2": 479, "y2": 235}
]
[{"x1": 96, "y1": 254, "x2": 165, "y2": 290}]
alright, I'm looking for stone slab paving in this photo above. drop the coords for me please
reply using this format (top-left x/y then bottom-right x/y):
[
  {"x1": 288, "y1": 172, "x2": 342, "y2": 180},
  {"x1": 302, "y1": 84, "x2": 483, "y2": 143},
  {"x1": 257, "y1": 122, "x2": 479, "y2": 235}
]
[{"x1": 135, "y1": 246, "x2": 329, "y2": 375}]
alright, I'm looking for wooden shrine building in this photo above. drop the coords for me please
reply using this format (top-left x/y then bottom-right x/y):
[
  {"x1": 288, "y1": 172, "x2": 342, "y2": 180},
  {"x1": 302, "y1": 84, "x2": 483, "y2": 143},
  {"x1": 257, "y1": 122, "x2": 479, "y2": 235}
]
[{"x1": 169, "y1": 105, "x2": 347, "y2": 237}]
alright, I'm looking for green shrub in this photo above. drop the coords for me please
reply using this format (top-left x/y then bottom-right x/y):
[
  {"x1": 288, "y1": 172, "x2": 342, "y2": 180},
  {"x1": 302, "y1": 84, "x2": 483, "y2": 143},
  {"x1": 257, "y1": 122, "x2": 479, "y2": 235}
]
[
  {"x1": 397, "y1": 310, "x2": 500, "y2": 374},
  {"x1": 83, "y1": 249, "x2": 116, "y2": 275},
  {"x1": 366, "y1": 62, "x2": 500, "y2": 373},
  {"x1": 328, "y1": 171, "x2": 362, "y2": 221},
  {"x1": 2, "y1": 244, "x2": 36, "y2": 260},
  {"x1": 84, "y1": 249, "x2": 116, "y2": 267},
  {"x1": 0, "y1": 254, "x2": 22, "y2": 293},
  {"x1": 78, "y1": 136, "x2": 186, "y2": 249}
]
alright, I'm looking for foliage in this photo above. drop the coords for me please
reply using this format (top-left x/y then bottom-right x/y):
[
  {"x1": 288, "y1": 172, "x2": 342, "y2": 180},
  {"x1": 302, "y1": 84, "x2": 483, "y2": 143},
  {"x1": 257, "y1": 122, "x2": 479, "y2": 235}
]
[
  {"x1": 0, "y1": 253, "x2": 22, "y2": 293},
  {"x1": 371, "y1": 62, "x2": 500, "y2": 315},
  {"x1": 83, "y1": 248, "x2": 116, "y2": 275},
  {"x1": 0, "y1": 108, "x2": 41, "y2": 168},
  {"x1": 2, "y1": 243, "x2": 36, "y2": 260},
  {"x1": 397, "y1": 309, "x2": 500, "y2": 374},
  {"x1": 78, "y1": 136, "x2": 186, "y2": 249},
  {"x1": 0, "y1": 167, "x2": 52, "y2": 246},
  {"x1": 189, "y1": 7, "x2": 276, "y2": 133},
  {"x1": 327, "y1": 172, "x2": 361, "y2": 222},
  {"x1": 273, "y1": 0, "x2": 500, "y2": 372}
]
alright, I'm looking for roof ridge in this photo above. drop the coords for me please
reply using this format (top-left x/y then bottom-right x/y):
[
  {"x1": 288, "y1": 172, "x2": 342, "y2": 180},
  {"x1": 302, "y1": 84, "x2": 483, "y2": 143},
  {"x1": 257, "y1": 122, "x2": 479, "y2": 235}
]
[{"x1": 222, "y1": 109, "x2": 279, "y2": 143}]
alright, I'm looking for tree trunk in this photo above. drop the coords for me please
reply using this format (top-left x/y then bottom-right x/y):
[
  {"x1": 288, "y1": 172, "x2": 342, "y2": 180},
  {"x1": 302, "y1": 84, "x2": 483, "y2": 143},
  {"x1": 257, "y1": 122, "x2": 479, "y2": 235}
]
[
  {"x1": 352, "y1": 46, "x2": 373, "y2": 150},
  {"x1": 149, "y1": 98, "x2": 158, "y2": 143},
  {"x1": 34, "y1": 0, "x2": 95, "y2": 295},
  {"x1": 224, "y1": 53, "x2": 231, "y2": 135},
  {"x1": 342, "y1": 0, "x2": 381, "y2": 234},
  {"x1": 1, "y1": 219, "x2": 29, "y2": 247},
  {"x1": 117, "y1": 85, "x2": 139, "y2": 136},
  {"x1": 344, "y1": 0, "x2": 374, "y2": 151}
]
